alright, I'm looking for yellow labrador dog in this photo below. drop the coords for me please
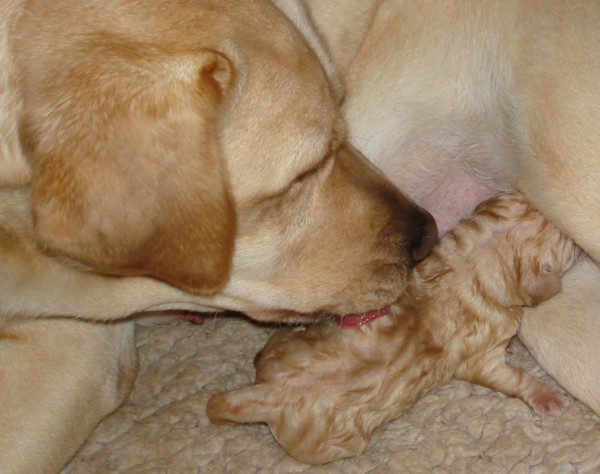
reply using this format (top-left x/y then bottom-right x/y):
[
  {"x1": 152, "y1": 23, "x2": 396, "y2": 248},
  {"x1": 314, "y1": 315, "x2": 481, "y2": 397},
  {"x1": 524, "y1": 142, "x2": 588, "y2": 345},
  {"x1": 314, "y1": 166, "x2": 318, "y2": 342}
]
[
  {"x1": 0, "y1": 1, "x2": 436, "y2": 471},
  {"x1": 304, "y1": 0, "x2": 600, "y2": 416}
]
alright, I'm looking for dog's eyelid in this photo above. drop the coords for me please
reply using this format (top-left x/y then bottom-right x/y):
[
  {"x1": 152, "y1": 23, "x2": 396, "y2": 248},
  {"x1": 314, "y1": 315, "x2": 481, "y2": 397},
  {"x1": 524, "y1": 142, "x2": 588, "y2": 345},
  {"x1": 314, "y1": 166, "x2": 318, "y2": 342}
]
[
  {"x1": 292, "y1": 154, "x2": 332, "y2": 186},
  {"x1": 252, "y1": 154, "x2": 331, "y2": 206}
]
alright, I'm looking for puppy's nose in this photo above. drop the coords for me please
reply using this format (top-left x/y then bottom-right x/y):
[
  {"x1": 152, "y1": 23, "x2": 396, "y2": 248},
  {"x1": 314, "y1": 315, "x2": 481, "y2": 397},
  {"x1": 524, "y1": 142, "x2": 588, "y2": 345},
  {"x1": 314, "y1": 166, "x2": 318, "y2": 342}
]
[{"x1": 410, "y1": 209, "x2": 438, "y2": 262}]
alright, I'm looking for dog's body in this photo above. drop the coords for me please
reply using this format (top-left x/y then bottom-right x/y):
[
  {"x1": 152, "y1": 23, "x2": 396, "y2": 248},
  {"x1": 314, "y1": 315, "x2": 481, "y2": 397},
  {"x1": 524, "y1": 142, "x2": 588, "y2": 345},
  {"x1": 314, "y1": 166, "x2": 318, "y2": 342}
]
[
  {"x1": 207, "y1": 193, "x2": 581, "y2": 464},
  {"x1": 303, "y1": 0, "x2": 600, "y2": 415}
]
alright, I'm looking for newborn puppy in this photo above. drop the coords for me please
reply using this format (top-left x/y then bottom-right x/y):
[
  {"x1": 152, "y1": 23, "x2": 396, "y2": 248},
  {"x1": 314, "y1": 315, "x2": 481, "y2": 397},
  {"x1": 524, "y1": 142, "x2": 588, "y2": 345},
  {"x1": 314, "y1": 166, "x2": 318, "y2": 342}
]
[{"x1": 206, "y1": 193, "x2": 580, "y2": 464}]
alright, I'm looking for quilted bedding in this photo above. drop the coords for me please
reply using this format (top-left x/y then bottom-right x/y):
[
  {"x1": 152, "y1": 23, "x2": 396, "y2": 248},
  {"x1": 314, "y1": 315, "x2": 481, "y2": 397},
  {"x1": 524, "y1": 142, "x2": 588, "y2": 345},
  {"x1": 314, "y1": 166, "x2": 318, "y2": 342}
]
[{"x1": 64, "y1": 315, "x2": 600, "y2": 473}]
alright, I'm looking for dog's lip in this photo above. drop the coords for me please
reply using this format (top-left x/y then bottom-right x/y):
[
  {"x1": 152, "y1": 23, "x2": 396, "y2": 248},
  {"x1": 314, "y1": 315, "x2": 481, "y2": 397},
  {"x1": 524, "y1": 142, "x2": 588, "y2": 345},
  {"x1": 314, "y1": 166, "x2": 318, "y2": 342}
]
[{"x1": 335, "y1": 306, "x2": 390, "y2": 328}]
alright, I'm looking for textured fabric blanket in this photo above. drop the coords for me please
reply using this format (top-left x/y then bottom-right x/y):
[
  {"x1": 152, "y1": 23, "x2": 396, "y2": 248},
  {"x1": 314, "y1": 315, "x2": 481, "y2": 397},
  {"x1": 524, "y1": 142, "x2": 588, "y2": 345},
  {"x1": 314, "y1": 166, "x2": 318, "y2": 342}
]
[{"x1": 64, "y1": 316, "x2": 600, "y2": 473}]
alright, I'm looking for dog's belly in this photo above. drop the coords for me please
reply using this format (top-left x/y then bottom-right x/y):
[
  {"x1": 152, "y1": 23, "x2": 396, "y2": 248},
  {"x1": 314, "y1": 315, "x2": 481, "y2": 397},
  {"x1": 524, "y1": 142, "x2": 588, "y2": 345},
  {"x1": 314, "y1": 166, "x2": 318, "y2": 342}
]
[
  {"x1": 366, "y1": 140, "x2": 504, "y2": 236},
  {"x1": 346, "y1": 97, "x2": 516, "y2": 236},
  {"x1": 409, "y1": 166, "x2": 497, "y2": 236}
]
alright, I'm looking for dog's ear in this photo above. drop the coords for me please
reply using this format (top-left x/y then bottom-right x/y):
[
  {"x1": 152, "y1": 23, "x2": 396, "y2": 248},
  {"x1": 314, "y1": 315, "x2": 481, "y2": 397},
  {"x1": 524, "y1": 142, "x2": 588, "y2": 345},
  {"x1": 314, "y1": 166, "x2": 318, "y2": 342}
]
[
  {"x1": 21, "y1": 44, "x2": 235, "y2": 294},
  {"x1": 520, "y1": 262, "x2": 563, "y2": 306},
  {"x1": 206, "y1": 385, "x2": 278, "y2": 425}
]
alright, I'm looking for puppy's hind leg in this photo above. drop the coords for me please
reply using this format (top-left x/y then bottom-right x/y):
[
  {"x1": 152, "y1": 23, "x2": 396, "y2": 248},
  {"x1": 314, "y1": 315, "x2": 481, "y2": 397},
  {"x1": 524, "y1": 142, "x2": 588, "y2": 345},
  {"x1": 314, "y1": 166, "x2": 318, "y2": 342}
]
[{"x1": 455, "y1": 347, "x2": 568, "y2": 417}]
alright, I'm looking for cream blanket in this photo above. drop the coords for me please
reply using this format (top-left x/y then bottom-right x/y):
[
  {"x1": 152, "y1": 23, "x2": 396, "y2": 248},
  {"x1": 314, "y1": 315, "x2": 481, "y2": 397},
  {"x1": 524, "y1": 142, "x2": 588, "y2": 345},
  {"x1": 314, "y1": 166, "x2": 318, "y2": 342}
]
[{"x1": 64, "y1": 317, "x2": 600, "y2": 473}]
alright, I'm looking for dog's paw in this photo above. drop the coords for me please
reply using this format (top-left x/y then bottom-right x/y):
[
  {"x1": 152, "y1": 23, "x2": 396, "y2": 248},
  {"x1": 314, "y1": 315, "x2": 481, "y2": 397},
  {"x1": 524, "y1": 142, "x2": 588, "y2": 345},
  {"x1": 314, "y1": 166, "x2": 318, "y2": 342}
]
[{"x1": 527, "y1": 387, "x2": 569, "y2": 417}]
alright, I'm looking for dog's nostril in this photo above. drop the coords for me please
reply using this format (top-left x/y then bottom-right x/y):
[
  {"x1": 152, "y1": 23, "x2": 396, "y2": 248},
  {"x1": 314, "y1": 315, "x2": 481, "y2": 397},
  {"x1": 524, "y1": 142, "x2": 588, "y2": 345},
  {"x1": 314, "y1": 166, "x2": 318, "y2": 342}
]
[{"x1": 410, "y1": 209, "x2": 438, "y2": 262}]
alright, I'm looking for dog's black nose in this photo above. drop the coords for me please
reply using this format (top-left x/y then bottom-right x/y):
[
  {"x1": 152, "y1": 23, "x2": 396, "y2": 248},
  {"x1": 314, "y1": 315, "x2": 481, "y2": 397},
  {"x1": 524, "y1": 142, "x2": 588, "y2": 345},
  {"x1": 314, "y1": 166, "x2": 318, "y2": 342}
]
[{"x1": 410, "y1": 209, "x2": 438, "y2": 262}]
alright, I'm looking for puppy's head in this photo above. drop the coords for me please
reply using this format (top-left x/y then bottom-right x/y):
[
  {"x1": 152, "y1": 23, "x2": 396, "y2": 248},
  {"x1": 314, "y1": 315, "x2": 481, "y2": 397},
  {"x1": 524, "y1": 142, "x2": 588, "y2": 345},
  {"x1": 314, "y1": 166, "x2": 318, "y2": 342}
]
[
  {"x1": 13, "y1": 0, "x2": 436, "y2": 318},
  {"x1": 467, "y1": 193, "x2": 581, "y2": 308},
  {"x1": 516, "y1": 229, "x2": 581, "y2": 307}
]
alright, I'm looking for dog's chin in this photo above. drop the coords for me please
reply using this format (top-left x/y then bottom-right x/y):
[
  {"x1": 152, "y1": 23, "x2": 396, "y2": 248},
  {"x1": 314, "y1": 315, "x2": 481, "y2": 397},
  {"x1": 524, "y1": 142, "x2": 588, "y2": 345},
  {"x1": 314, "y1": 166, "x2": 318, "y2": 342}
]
[
  {"x1": 245, "y1": 309, "x2": 330, "y2": 325},
  {"x1": 247, "y1": 306, "x2": 393, "y2": 326}
]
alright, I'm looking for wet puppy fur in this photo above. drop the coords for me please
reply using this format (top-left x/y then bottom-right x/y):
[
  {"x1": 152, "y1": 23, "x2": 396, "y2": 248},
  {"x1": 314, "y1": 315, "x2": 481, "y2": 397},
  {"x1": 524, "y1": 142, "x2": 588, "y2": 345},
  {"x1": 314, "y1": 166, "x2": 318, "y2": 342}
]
[{"x1": 207, "y1": 193, "x2": 581, "y2": 464}]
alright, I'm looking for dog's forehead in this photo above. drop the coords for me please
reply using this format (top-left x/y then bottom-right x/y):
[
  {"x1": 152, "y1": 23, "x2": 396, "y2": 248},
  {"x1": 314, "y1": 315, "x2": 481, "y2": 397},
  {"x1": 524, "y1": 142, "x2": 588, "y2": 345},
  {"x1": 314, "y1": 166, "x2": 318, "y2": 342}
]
[
  {"x1": 223, "y1": 58, "x2": 340, "y2": 200},
  {"x1": 220, "y1": 22, "x2": 340, "y2": 203},
  {"x1": 16, "y1": 0, "x2": 339, "y2": 205}
]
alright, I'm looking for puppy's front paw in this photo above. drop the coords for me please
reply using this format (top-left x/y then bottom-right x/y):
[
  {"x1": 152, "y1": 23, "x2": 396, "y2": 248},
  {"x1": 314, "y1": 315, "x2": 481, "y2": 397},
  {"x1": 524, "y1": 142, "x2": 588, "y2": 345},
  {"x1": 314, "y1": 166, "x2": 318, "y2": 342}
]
[{"x1": 527, "y1": 387, "x2": 568, "y2": 417}]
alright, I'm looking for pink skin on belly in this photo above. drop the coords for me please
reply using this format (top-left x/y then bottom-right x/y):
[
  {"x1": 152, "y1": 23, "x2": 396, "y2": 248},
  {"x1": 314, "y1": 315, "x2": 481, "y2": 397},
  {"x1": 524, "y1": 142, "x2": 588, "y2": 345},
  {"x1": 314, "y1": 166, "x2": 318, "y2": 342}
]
[
  {"x1": 415, "y1": 167, "x2": 498, "y2": 236},
  {"x1": 371, "y1": 141, "x2": 501, "y2": 237},
  {"x1": 379, "y1": 154, "x2": 499, "y2": 237}
]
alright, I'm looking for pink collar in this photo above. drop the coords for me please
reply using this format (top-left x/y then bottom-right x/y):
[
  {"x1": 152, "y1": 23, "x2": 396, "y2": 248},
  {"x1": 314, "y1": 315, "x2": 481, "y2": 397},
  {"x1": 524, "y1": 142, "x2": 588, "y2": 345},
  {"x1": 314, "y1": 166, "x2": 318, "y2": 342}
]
[{"x1": 335, "y1": 307, "x2": 390, "y2": 328}]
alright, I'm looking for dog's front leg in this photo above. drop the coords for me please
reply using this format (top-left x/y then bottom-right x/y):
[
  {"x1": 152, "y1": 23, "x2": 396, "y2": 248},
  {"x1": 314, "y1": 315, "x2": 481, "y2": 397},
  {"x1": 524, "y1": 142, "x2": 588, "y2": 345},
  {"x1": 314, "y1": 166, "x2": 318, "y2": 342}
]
[
  {"x1": 520, "y1": 258, "x2": 600, "y2": 416},
  {"x1": 0, "y1": 318, "x2": 137, "y2": 473}
]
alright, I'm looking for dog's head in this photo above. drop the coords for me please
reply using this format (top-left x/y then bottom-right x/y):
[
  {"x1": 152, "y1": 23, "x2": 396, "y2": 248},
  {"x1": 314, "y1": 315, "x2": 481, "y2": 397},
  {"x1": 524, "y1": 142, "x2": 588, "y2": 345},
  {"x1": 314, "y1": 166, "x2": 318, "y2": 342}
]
[{"x1": 12, "y1": 0, "x2": 436, "y2": 321}]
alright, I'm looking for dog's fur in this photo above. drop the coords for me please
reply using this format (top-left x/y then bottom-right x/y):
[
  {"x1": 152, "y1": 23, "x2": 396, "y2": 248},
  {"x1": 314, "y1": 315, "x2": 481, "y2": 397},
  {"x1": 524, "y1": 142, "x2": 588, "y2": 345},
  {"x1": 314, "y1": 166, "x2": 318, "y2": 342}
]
[
  {"x1": 207, "y1": 193, "x2": 581, "y2": 464},
  {"x1": 3, "y1": 0, "x2": 600, "y2": 469},
  {"x1": 303, "y1": 0, "x2": 600, "y2": 417},
  {"x1": 0, "y1": 1, "x2": 436, "y2": 471}
]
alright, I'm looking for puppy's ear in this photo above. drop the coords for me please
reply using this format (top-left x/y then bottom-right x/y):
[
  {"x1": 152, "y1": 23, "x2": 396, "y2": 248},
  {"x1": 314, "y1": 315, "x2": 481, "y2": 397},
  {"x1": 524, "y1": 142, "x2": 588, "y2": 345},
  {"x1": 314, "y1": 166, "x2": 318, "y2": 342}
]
[
  {"x1": 206, "y1": 385, "x2": 278, "y2": 425},
  {"x1": 21, "y1": 44, "x2": 235, "y2": 294},
  {"x1": 521, "y1": 263, "x2": 563, "y2": 306}
]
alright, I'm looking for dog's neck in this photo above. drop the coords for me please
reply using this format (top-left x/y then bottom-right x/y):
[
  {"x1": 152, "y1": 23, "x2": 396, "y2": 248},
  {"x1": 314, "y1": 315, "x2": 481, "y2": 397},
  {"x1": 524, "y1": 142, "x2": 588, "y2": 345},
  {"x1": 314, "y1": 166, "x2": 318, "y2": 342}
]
[{"x1": 302, "y1": 0, "x2": 381, "y2": 73}]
